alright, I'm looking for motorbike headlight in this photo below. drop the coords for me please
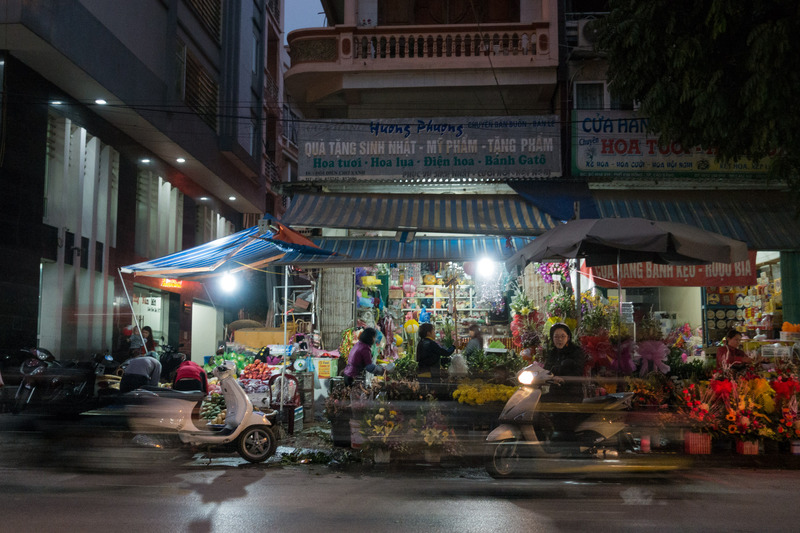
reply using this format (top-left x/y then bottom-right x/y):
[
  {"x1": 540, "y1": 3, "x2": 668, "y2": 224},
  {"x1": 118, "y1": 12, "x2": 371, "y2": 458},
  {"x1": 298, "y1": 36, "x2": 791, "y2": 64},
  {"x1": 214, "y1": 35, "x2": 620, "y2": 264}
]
[{"x1": 518, "y1": 370, "x2": 536, "y2": 385}]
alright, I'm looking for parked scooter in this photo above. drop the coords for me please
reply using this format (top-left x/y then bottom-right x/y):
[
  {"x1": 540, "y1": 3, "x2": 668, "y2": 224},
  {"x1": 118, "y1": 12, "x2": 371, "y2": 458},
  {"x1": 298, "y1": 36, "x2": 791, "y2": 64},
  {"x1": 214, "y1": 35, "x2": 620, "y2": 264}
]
[
  {"x1": 13, "y1": 349, "x2": 121, "y2": 416},
  {"x1": 485, "y1": 362, "x2": 637, "y2": 478},
  {"x1": 123, "y1": 362, "x2": 277, "y2": 463}
]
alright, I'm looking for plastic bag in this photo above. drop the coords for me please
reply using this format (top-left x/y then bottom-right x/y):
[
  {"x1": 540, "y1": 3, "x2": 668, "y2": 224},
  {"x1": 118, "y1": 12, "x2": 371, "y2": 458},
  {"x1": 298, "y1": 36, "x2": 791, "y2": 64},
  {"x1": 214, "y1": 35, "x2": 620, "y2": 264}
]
[{"x1": 449, "y1": 353, "x2": 468, "y2": 378}]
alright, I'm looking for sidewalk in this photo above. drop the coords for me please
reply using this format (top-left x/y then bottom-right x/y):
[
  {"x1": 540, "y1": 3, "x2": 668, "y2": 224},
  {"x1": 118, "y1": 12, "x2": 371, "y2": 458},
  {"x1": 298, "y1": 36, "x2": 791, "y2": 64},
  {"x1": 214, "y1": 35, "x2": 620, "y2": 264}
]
[{"x1": 275, "y1": 419, "x2": 800, "y2": 470}]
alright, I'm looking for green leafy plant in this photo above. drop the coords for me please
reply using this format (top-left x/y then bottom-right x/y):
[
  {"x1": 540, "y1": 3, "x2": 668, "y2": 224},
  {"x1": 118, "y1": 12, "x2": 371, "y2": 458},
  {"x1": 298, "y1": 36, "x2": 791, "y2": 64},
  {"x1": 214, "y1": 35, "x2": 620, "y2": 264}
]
[{"x1": 393, "y1": 355, "x2": 418, "y2": 380}]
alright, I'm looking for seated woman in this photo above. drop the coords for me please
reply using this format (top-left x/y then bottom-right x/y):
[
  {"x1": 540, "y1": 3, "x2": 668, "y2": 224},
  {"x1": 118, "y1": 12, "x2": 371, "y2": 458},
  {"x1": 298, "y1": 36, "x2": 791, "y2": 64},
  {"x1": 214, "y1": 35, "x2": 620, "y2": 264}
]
[{"x1": 715, "y1": 328, "x2": 753, "y2": 369}]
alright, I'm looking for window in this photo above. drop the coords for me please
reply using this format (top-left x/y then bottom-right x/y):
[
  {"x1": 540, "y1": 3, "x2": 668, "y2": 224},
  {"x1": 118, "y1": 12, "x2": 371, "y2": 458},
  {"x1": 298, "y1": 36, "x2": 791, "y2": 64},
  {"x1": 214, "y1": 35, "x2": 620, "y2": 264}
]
[
  {"x1": 574, "y1": 82, "x2": 605, "y2": 110},
  {"x1": 135, "y1": 171, "x2": 184, "y2": 258},
  {"x1": 43, "y1": 113, "x2": 119, "y2": 250},
  {"x1": 175, "y1": 40, "x2": 186, "y2": 100},
  {"x1": 184, "y1": 47, "x2": 219, "y2": 130},
  {"x1": 574, "y1": 81, "x2": 635, "y2": 110},
  {"x1": 196, "y1": 206, "x2": 233, "y2": 244}
]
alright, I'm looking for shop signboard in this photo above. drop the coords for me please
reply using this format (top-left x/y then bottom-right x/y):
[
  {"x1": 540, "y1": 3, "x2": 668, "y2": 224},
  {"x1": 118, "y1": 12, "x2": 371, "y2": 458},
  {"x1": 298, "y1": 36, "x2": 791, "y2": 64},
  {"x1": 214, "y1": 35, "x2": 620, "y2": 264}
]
[
  {"x1": 297, "y1": 115, "x2": 561, "y2": 181},
  {"x1": 583, "y1": 251, "x2": 758, "y2": 288},
  {"x1": 315, "y1": 358, "x2": 337, "y2": 379},
  {"x1": 572, "y1": 110, "x2": 770, "y2": 178}
]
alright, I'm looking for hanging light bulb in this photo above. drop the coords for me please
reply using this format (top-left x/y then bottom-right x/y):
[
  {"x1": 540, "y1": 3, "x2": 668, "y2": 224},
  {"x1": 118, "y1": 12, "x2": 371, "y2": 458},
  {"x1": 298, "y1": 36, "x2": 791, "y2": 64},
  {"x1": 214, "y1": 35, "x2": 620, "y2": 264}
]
[
  {"x1": 477, "y1": 257, "x2": 497, "y2": 278},
  {"x1": 220, "y1": 272, "x2": 238, "y2": 293}
]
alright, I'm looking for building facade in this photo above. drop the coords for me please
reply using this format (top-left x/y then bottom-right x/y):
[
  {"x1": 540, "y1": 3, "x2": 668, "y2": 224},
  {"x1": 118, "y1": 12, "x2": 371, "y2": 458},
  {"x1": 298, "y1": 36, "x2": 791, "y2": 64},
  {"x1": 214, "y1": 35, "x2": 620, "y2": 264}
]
[
  {"x1": 0, "y1": 0, "x2": 291, "y2": 358},
  {"x1": 281, "y1": 0, "x2": 799, "y2": 341}
]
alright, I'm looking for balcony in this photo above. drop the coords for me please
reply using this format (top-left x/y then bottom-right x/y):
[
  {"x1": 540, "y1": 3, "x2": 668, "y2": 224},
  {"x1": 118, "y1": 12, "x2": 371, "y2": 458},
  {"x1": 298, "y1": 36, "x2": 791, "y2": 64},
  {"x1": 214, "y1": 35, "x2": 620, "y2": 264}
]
[{"x1": 285, "y1": 22, "x2": 557, "y2": 118}]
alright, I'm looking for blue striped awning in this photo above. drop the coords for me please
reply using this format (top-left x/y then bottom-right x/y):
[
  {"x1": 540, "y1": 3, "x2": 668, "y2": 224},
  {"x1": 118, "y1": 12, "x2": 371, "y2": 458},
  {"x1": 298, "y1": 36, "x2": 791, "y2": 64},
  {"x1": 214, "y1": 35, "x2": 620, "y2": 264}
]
[
  {"x1": 275, "y1": 236, "x2": 532, "y2": 266},
  {"x1": 280, "y1": 193, "x2": 558, "y2": 236},
  {"x1": 120, "y1": 225, "x2": 331, "y2": 278},
  {"x1": 593, "y1": 190, "x2": 800, "y2": 251}
]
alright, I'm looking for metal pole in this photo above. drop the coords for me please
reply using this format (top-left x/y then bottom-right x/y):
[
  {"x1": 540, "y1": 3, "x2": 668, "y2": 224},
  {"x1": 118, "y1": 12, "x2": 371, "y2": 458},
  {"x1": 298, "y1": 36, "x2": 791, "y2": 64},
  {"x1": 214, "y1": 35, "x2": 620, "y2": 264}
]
[
  {"x1": 281, "y1": 265, "x2": 289, "y2": 421},
  {"x1": 118, "y1": 269, "x2": 146, "y2": 353}
]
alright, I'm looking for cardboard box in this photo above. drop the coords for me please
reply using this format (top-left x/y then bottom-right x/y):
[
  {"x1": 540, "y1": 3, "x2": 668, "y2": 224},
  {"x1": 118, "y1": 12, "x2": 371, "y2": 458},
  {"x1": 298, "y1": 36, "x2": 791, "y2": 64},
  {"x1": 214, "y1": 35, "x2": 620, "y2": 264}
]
[{"x1": 234, "y1": 328, "x2": 293, "y2": 348}]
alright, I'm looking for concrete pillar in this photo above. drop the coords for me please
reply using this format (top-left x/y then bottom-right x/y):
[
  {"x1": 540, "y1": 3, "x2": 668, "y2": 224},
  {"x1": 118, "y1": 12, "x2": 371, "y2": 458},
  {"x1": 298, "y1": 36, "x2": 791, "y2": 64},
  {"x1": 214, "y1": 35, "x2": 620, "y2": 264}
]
[
  {"x1": 344, "y1": 0, "x2": 356, "y2": 26},
  {"x1": 781, "y1": 252, "x2": 800, "y2": 323},
  {"x1": 521, "y1": 1, "x2": 542, "y2": 24}
]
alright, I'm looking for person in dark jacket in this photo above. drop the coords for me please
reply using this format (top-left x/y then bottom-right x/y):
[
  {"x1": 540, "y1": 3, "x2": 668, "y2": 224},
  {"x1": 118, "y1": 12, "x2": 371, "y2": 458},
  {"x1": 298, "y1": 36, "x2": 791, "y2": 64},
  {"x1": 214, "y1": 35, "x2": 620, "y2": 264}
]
[
  {"x1": 542, "y1": 322, "x2": 587, "y2": 402},
  {"x1": 416, "y1": 323, "x2": 455, "y2": 380},
  {"x1": 541, "y1": 323, "x2": 587, "y2": 435}
]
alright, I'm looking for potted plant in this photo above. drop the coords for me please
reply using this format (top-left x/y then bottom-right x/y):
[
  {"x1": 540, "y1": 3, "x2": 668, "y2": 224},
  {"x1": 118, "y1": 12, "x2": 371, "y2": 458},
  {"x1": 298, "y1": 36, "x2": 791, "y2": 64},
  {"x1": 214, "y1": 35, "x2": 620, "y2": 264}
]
[{"x1": 324, "y1": 384, "x2": 353, "y2": 447}]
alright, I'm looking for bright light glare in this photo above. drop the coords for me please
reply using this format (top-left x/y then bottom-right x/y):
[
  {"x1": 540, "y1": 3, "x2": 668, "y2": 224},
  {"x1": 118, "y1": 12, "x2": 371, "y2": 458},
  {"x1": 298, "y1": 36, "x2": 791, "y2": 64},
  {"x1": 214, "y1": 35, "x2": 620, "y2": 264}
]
[
  {"x1": 95, "y1": 99, "x2": 107, "y2": 105},
  {"x1": 477, "y1": 257, "x2": 496, "y2": 278},
  {"x1": 220, "y1": 272, "x2": 238, "y2": 293},
  {"x1": 518, "y1": 371, "x2": 534, "y2": 385}
]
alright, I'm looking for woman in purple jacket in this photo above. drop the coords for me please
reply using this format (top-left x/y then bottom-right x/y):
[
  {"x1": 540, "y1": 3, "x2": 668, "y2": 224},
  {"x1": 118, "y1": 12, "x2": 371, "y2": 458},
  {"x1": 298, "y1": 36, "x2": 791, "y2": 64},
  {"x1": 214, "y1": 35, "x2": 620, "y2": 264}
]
[{"x1": 343, "y1": 328, "x2": 390, "y2": 386}]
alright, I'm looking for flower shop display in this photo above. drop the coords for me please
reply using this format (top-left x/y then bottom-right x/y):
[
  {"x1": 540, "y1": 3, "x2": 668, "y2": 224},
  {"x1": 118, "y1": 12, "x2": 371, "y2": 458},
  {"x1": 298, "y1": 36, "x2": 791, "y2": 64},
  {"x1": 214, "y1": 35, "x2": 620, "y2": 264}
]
[{"x1": 452, "y1": 380, "x2": 517, "y2": 405}]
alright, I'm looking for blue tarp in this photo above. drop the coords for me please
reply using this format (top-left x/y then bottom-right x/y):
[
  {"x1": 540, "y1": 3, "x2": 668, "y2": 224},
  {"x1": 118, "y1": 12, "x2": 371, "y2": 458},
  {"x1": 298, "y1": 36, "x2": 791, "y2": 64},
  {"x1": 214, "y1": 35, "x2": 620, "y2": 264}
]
[{"x1": 120, "y1": 225, "x2": 332, "y2": 279}]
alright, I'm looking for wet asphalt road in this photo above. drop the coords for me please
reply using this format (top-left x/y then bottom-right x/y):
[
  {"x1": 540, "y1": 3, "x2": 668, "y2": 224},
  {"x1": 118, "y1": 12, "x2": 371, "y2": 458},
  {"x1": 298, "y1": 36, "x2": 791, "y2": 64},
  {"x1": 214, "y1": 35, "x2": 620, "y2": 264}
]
[
  {"x1": 1, "y1": 414, "x2": 800, "y2": 532},
  {"x1": 2, "y1": 456, "x2": 800, "y2": 532}
]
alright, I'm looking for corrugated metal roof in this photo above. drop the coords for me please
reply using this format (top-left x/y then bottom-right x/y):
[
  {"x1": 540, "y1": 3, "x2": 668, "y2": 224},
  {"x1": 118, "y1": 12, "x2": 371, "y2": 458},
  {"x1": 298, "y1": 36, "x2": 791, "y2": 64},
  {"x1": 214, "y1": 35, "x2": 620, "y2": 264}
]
[
  {"x1": 593, "y1": 190, "x2": 800, "y2": 251},
  {"x1": 280, "y1": 193, "x2": 558, "y2": 236},
  {"x1": 275, "y1": 236, "x2": 532, "y2": 266}
]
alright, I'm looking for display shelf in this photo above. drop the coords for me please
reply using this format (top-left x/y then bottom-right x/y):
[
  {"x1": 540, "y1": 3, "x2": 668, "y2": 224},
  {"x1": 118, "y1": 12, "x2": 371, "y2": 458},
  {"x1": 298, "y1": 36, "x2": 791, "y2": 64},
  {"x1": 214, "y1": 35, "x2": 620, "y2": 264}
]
[{"x1": 395, "y1": 284, "x2": 484, "y2": 314}]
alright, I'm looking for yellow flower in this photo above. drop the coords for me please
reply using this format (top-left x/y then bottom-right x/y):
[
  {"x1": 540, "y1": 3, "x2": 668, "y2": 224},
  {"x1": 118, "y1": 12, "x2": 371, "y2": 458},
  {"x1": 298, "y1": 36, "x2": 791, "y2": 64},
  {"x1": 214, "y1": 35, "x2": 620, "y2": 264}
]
[{"x1": 725, "y1": 412, "x2": 736, "y2": 422}]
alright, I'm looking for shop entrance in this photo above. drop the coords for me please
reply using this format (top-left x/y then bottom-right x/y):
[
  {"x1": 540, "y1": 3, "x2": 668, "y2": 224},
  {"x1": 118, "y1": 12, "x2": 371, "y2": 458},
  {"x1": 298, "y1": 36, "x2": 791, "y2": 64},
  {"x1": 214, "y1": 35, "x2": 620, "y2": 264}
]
[{"x1": 191, "y1": 301, "x2": 223, "y2": 362}]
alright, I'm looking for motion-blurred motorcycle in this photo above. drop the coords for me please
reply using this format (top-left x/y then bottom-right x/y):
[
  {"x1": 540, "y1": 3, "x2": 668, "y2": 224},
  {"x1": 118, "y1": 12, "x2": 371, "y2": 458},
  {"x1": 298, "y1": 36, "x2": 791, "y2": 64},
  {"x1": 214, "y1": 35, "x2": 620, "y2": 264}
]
[{"x1": 485, "y1": 362, "x2": 640, "y2": 478}]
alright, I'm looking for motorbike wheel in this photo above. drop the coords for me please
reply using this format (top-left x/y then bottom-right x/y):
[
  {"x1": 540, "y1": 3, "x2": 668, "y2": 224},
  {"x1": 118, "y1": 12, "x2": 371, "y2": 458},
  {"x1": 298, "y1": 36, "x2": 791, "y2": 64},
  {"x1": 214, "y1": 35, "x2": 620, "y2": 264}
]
[
  {"x1": 485, "y1": 440, "x2": 520, "y2": 479},
  {"x1": 236, "y1": 425, "x2": 277, "y2": 463}
]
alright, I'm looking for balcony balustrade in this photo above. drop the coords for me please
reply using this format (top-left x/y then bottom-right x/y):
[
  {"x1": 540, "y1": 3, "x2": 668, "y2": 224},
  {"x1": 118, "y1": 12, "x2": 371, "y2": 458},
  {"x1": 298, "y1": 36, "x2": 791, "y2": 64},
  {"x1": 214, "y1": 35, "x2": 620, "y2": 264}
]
[{"x1": 288, "y1": 23, "x2": 552, "y2": 67}]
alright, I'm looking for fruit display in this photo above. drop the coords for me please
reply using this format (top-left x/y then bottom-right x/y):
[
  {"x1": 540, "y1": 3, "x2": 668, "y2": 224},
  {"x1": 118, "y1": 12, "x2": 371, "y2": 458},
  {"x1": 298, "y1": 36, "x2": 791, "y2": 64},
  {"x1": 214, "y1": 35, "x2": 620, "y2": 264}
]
[
  {"x1": 240, "y1": 360, "x2": 273, "y2": 381},
  {"x1": 200, "y1": 392, "x2": 227, "y2": 425}
]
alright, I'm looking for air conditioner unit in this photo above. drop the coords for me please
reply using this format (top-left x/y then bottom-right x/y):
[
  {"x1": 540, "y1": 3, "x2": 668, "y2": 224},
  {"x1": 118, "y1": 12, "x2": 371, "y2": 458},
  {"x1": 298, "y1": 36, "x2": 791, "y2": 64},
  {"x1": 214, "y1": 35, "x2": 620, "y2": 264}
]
[{"x1": 577, "y1": 19, "x2": 600, "y2": 48}]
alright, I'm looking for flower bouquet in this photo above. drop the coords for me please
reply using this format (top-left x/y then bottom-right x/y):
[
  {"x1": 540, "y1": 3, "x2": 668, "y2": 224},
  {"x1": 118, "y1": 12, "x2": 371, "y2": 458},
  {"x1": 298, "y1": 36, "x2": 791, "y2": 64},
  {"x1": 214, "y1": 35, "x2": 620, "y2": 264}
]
[
  {"x1": 721, "y1": 377, "x2": 776, "y2": 451},
  {"x1": 635, "y1": 312, "x2": 670, "y2": 377},
  {"x1": 510, "y1": 308, "x2": 543, "y2": 354},
  {"x1": 359, "y1": 402, "x2": 407, "y2": 455},
  {"x1": 412, "y1": 403, "x2": 462, "y2": 458},
  {"x1": 544, "y1": 288, "x2": 576, "y2": 320},
  {"x1": 536, "y1": 262, "x2": 571, "y2": 284},
  {"x1": 773, "y1": 396, "x2": 800, "y2": 441},
  {"x1": 673, "y1": 382, "x2": 723, "y2": 454}
]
